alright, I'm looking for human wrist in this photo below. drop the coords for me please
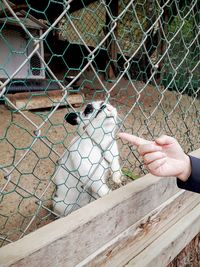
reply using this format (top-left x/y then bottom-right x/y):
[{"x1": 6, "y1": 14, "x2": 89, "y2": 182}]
[{"x1": 177, "y1": 154, "x2": 192, "y2": 182}]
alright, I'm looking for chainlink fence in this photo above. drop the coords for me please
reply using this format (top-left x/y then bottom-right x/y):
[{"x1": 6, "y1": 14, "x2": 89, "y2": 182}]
[{"x1": 0, "y1": 0, "x2": 199, "y2": 247}]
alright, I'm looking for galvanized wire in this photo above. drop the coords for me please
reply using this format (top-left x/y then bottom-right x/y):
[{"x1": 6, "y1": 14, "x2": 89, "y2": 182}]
[{"x1": 0, "y1": 0, "x2": 199, "y2": 247}]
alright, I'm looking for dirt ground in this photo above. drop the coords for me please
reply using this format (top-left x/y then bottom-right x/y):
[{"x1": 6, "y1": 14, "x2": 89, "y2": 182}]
[
  {"x1": 168, "y1": 232, "x2": 200, "y2": 267},
  {"x1": 0, "y1": 77, "x2": 199, "y2": 246}
]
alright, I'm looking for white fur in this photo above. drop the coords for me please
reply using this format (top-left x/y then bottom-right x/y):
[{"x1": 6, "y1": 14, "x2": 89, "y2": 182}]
[{"x1": 52, "y1": 101, "x2": 122, "y2": 216}]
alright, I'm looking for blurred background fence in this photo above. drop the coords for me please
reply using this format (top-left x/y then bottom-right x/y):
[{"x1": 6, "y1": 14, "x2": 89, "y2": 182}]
[{"x1": 0, "y1": 0, "x2": 199, "y2": 247}]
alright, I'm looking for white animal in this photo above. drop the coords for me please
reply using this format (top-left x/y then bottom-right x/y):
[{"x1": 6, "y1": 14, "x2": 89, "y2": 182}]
[{"x1": 53, "y1": 101, "x2": 122, "y2": 216}]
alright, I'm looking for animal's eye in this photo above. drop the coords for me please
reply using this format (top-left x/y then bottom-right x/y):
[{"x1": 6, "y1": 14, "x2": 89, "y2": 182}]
[
  {"x1": 100, "y1": 104, "x2": 106, "y2": 111},
  {"x1": 84, "y1": 104, "x2": 94, "y2": 116},
  {"x1": 94, "y1": 104, "x2": 106, "y2": 118}
]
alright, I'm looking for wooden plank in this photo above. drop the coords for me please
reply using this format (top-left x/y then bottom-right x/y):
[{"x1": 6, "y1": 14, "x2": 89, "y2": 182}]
[
  {"x1": 78, "y1": 191, "x2": 200, "y2": 267},
  {"x1": 0, "y1": 175, "x2": 179, "y2": 267},
  {"x1": 126, "y1": 201, "x2": 200, "y2": 267},
  {"x1": 105, "y1": 0, "x2": 119, "y2": 80},
  {"x1": 6, "y1": 91, "x2": 84, "y2": 110}
]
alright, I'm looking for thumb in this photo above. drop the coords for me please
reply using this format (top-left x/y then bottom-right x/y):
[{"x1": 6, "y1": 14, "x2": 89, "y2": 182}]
[{"x1": 118, "y1": 132, "x2": 151, "y2": 147}]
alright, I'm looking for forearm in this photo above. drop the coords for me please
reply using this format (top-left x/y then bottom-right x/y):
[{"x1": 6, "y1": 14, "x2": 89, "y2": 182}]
[{"x1": 177, "y1": 156, "x2": 200, "y2": 193}]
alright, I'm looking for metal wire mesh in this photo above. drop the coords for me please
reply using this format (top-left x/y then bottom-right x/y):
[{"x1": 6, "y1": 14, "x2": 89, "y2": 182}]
[{"x1": 0, "y1": 0, "x2": 199, "y2": 247}]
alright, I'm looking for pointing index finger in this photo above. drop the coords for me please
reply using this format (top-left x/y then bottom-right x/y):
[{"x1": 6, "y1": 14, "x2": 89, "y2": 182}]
[{"x1": 118, "y1": 132, "x2": 151, "y2": 147}]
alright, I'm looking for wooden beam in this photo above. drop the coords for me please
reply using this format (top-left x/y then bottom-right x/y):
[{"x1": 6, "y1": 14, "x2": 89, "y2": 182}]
[
  {"x1": 0, "y1": 4, "x2": 27, "y2": 18},
  {"x1": 79, "y1": 191, "x2": 200, "y2": 267},
  {"x1": 105, "y1": 0, "x2": 118, "y2": 80},
  {"x1": 6, "y1": 91, "x2": 84, "y2": 110},
  {"x1": 0, "y1": 175, "x2": 179, "y2": 267},
  {"x1": 126, "y1": 201, "x2": 200, "y2": 267}
]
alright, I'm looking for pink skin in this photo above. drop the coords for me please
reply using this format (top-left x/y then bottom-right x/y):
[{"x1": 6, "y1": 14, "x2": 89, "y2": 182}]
[{"x1": 118, "y1": 133, "x2": 191, "y2": 181}]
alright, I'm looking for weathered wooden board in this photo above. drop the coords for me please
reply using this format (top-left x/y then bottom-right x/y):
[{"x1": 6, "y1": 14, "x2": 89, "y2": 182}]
[
  {"x1": 0, "y1": 175, "x2": 179, "y2": 267},
  {"x1": 79, "y1": 191, "x2": 200, "y2": 267},
  {"x1": 6, "y1": 91, "x2": 84, "y2": 110},
  {"x1": 126, "y1": 201, "x2": 200, "y2": 267}
]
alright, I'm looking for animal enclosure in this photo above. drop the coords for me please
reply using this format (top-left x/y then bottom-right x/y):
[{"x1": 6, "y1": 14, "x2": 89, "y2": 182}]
[{"x1": 0, "y1": 0, "x2": 200, "y2": 266}]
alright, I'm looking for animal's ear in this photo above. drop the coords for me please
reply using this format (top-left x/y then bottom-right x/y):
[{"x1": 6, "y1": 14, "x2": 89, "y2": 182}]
[{"x1": 64, "y1": 112, "x2": 80, "y2": 125}]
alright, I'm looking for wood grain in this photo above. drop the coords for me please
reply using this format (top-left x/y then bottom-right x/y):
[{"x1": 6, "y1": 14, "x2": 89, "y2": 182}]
[{"x1": 6, "y1": 91, "x2": 83, "y2": 110}]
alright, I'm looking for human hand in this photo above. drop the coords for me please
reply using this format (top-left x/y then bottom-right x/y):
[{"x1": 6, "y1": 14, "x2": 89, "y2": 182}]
[{"x1": 118, "y1": 133, "x2": 191, "y2": 181}]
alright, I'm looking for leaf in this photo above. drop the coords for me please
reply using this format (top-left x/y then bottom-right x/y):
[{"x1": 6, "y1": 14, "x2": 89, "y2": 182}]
[{"x1": 122, "y1": 168, "x2": 139, "y2": 180}]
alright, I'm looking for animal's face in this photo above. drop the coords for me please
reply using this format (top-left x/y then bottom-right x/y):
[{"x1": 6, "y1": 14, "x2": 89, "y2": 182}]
[{"x1": 65, "y1": 101, "x2": 117, "y2": 128}]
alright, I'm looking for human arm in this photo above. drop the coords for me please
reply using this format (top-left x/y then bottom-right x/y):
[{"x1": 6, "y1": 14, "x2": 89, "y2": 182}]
[{"x1": 177, "y1": 156, "x2": 200, "y2": 193}]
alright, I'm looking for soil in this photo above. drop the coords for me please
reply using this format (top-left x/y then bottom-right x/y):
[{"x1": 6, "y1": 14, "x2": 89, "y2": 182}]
[
  {"x1": 0, "y1": 77, "x2": 199, "y2": 246},
  {"x1": 168, "y1": 232, "x2": 200, "y2": 267}
]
